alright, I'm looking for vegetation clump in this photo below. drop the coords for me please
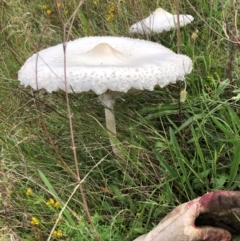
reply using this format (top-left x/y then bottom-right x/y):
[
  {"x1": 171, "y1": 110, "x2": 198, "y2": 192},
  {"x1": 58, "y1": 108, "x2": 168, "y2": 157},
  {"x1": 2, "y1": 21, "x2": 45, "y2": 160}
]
[{"x1": 0, "y1": 0, "x2": 240, "y2": 240}]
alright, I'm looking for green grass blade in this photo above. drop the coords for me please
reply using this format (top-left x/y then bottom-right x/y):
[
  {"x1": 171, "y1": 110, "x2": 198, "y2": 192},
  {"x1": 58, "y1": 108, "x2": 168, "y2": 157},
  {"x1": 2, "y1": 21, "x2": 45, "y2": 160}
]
[
  {"x1": 154, "y1": 150, "x2": 178, "y2": 179},
  {"x1": 227, "y1": 140, "x2": 240, "y2": 189},
  {"x1": 169, "y1": 128, "x2": 194, "y2": 197},
  {"x1": 38, "y1": 170, "x2": 59, "y2": 198},
  {"x1": 190, "y1": 127, "x2": 207, "y2": 173}
]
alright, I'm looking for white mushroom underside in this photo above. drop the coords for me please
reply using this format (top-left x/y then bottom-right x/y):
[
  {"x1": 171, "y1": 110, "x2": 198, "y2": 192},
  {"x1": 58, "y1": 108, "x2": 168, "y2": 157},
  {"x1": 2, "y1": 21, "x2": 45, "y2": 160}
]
[
  {"x1": 130, "y1": 8, "x2": 194, "y2": 34},
  {"x1": 18, "y1": 36, "x2": 192, "y2": 94}
]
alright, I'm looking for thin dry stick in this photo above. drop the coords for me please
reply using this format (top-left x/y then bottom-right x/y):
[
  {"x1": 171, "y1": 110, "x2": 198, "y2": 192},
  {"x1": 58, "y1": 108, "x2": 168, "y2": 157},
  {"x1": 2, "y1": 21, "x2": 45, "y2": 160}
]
[
  {"x1": 36, "y1": 95, "x2": 77, "y2": 178},
  {"x1": 175, "y1": 0, "x2": 181, "y2": 55},
  {"x1": 60, "y1": 0, "x2": 100, "y2": 240},
  {"x1": 62, "y1": 41, "x2": 100, "y2": 241},
  {"x1": 31, "y1": 18, "x2": 77, "y2": 178},
  {"x1": 224, "y1": 1, "x2": 239, "y2": 85},
  {"x1": 175, "y1": 0, "x2": 183, "y2": 123}
]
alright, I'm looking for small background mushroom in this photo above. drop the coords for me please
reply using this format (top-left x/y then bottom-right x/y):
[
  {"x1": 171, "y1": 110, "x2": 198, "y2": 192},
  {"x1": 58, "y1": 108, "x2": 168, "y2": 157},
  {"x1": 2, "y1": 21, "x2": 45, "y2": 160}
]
[{"x1": 129, "y1": 8, "x2": 194, "y2": 35}]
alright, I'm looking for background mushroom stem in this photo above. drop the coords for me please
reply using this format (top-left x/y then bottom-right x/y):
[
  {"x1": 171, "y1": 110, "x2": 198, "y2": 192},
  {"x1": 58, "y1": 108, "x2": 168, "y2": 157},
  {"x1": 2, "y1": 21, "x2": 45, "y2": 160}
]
[{"x1": 98, "y1": 92, "x2": 124, "y2": 158}]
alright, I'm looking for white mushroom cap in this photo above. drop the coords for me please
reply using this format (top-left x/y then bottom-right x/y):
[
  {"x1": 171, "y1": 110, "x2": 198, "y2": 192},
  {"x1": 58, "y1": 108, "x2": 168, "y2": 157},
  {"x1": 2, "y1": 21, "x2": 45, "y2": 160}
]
[
  {"x1": 129, "y1": 8, "x2": 194, "y2": 34},
  {"x1": 18, "y1": 36, "x2": 192, "y2": 94}
]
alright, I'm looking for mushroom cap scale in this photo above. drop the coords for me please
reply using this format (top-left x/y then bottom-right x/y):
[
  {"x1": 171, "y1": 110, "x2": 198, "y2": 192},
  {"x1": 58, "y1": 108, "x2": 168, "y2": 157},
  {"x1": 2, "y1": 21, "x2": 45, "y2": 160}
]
[
  {"x1": 130, "y1": 8, "x2": 194, "y2": 34},
  {"x1": 18, "y1": 36, "x2": 192, "y2": 94}
]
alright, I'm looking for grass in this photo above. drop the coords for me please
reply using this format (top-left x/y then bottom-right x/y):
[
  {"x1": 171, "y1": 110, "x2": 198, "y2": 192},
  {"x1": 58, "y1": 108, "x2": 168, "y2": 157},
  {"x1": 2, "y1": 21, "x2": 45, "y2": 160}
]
[{"x1": 0, "y1": 0, "x2": 240, "y2": 240}]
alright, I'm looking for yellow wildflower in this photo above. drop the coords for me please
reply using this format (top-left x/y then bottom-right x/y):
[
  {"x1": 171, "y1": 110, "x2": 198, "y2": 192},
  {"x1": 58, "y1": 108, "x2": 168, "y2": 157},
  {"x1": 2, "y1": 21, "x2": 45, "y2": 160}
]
[
  {"x1": 109, "y1": 6, "x2": 115, "y2": 13},
  {"x1": 30, "y1": 217, "x2": 40, "y2": 225},
  {"x1": 46, "y1": 198, "x2": 60, "y2": 209},
  {"x1": 42, "y1": 4, "x2": 47, "y2": 9},
  {"x1": 93, "y1": 0, "x2": 98, "y2": 5},
  {"x1": 26, "y1": 188, "x2": 33, "y2": 196},
  {"x1": 46, "y1": 198, "x2": 55, "y2": 206},
  {"x1": 46, "y1": 9, "x2": 51, "y2": 15},
  {"x1": 56, "y1": 2, "x2": 61, "y2": 8},
  {"x1": 54, "y1": 201, "x2": 60, "y2": 208},
  {"x1": 53, "y1": 229, "x2": 63, "y2": 238},
  {"x1": 107, "y1": 13, "x2": 114, "y2": 22},
  {"x1": 107, "y1": 6, "x2": 115, "y2": 22}
]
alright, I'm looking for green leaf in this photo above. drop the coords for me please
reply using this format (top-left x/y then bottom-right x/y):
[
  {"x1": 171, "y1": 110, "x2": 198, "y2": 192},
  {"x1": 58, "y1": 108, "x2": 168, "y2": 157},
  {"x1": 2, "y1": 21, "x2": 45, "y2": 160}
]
[
  {"x1": 212, "y1": 175, "x2": 227, "y2": 189},
  {"x1": 38, "y1": 170, "x2": 59, "y2": 198}
]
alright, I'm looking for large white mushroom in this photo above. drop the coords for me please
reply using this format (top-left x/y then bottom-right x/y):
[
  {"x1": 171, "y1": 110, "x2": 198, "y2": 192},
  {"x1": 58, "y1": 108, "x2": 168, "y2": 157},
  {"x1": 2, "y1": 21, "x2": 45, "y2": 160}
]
[
  {"x1": 130, "y1": 8, "x2": 194, "y2": 34},
  {"x1": 18, "y1": 36, "x2": 192, "y2": 157}
]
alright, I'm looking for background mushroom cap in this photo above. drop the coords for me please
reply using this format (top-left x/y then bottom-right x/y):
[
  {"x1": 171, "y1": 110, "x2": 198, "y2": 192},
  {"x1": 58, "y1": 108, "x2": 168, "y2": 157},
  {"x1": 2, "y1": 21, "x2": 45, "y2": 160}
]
[
  {"x1": 18, "y1": 36, "x2": 192, "y2": 94},
  {"x1": 129, "y1": 8, "x2": 194, "y2": 34}
]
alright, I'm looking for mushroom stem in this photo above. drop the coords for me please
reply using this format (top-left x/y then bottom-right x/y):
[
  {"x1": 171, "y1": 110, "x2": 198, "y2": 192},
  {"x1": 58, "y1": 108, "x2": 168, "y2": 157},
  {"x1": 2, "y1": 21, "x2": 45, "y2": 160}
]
[{"x1": 98, "y1": 93, "x2": 123, "y2": 158}]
